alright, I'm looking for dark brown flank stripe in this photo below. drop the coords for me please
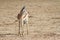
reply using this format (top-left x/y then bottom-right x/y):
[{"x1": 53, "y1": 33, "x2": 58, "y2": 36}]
[{"x1": 23, "y1": 13, "x2": 27, "y2": 18}]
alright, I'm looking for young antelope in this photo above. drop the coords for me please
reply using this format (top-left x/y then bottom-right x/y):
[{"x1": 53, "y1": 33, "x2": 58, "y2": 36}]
[{"x1": 17, "y1": 6, "x2": 29, "y2": 36}]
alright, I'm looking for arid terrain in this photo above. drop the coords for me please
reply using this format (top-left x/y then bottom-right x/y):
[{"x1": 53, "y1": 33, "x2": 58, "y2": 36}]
[{"x1": 0, "y1": 0, "x2": 60, "y2": 40}]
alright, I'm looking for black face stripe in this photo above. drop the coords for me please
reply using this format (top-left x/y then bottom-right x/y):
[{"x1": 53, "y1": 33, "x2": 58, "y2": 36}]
[{"x1": 20, "y1": 6, "x2": 25, "y2": 13}]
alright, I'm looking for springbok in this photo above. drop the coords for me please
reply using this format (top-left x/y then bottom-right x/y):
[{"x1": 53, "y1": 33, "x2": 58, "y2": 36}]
[{"x1": 17, "y1": 6, "x2": 29, "y2": 36}]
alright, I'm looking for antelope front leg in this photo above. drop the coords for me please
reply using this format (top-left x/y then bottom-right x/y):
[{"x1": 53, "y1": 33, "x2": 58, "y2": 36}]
[
  {"x1": 25, "y1": 15, "x2": 29, "y2": 35},
  {"x1": 18, "y1": 20, "x2": 21, "y2": 36},
  {"x1": 21, "y1": 19, "x2": 24, "y2": 36},
  {"x1": 18, "y1": 19, "x2": 23, "y2": 36},
  {"x1": 26, "y1": 23, "x2": 28, "y2": 35}
]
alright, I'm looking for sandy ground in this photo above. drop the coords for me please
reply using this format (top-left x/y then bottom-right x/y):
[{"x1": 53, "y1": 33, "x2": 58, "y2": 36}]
[{"x1": 0, "y1": 0, "x2": 60, "y2": 40}]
